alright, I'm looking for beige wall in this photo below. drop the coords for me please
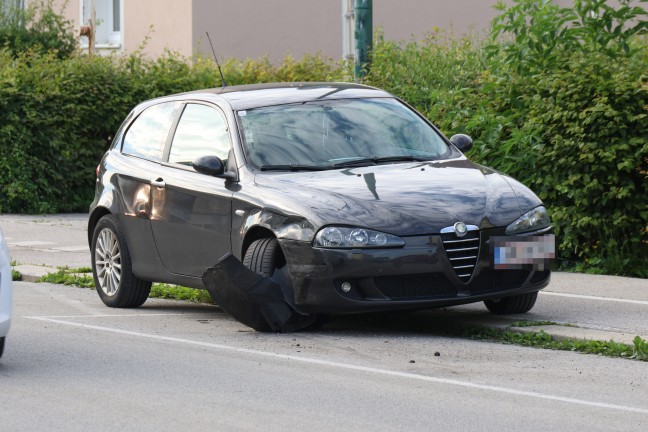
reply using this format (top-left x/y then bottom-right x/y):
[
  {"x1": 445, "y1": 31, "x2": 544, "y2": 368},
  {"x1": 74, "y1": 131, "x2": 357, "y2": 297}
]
[
  {"x1": 191, "y1": 0, "x2": 575, "y2": 61},
  {"x1": 48, "y1": 0, "x2": 192, "y2": 57},
  {"x1": 192, "y1": 0, "x2": 341, "y2": 60},
  {"x1": 48, "y1": 0, "x2": 578, "y2": 60},
  {"x1": 124, "y1": 0, "x2": 193, "y2": 57}
]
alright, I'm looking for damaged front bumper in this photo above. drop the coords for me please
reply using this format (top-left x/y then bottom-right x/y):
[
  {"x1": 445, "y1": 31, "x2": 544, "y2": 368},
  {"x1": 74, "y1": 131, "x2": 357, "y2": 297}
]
[{"x1": 278, "y1": 231, "x2": 552, "y2": 315}]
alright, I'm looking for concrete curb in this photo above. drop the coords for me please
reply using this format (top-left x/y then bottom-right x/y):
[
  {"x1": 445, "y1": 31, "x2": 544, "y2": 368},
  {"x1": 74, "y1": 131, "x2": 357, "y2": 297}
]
[
  {"x1": 14, "y1": 265, "x2": 60, "y2": 282},
  {"x1": 509, "y1": 324, "x2": 640, "y2": 345},
  {"x1": 443, "y1": 313, "x2": 643, "y2": 345}
]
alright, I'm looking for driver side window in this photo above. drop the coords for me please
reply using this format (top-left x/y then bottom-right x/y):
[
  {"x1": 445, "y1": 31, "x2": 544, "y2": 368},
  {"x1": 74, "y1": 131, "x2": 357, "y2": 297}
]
[{"x1": 169, "y1": 104, "x2": 230, "y2": 166}]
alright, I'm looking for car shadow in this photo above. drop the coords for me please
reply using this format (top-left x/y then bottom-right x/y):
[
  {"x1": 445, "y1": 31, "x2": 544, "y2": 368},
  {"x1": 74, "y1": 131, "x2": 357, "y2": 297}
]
[{"x1": 310, "y1": 307, "x2": 531, "y2": 337}]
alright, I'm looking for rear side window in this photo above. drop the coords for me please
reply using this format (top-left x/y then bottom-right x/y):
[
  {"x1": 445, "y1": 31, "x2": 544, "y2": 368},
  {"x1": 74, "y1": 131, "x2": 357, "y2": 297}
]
[
  {"x1": 168, "y1": 103, "x2": 230, "y2": 165},
  {"x1": 122, "y1": 102, "x2": 179, "y2": 161}
]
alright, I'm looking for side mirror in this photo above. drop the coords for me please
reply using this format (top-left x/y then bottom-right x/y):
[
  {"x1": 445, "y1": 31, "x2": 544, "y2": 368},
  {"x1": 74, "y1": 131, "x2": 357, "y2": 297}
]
[
  {"x1": 192, "y1": 155, "x2": 236, "y2": 179},
  {"x1": 449, "y1": 134, "x2": 473, "y2": 153}
]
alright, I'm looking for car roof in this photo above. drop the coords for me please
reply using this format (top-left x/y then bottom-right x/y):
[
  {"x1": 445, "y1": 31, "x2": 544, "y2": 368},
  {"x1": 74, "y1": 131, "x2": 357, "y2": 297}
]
[{"x1": 180, "y1": 82, "x2": 394, "y2": 110}]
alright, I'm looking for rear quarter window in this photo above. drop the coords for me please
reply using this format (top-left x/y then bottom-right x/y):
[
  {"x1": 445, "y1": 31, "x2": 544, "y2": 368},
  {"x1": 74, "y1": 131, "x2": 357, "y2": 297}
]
[{"x1": 122, "y1": 102, "x2": 179, "y2": 161}]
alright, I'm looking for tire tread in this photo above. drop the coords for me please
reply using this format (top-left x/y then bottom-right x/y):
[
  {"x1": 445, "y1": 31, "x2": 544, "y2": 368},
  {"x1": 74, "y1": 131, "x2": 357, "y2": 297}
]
[{"x1": 484, "y1": 291, "x2": 538, "y2": 314}]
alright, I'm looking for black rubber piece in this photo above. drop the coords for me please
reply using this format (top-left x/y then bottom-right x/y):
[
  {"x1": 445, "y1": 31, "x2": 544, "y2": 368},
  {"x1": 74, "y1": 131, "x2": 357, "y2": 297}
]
[
  {"x1": 202, "y1": 237, "x2": 315, "y2": 333},
  {"x1": 484, "y1": 291, "x2": 538, "y2": 314},
  {"x1": 0, "y1": 337, "x2": 4, "y2": 358},
  {"x1": 91, "y1": 215, "x2": 151, "y2": 308}
]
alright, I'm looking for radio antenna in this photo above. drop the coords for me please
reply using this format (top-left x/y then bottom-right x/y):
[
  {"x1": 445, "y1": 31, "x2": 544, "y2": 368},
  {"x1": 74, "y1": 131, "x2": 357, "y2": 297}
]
[{"x1": 206, "y1": 32, "x2": 227, "y2": 88}]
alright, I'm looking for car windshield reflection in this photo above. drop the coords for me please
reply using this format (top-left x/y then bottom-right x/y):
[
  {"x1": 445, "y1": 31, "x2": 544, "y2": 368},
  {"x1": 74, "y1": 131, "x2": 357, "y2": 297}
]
[{"x1": 238, "y1": 98, "x2": 450, "y2": 169}]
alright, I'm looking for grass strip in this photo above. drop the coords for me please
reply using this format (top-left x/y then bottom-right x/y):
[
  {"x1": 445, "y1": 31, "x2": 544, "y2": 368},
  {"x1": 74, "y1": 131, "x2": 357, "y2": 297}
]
[
  {"x1": 149, "y1": 283, "x2": 214, "y2": 304},
  {"x1": 463, "y1": 325, "x2": 648, "y2": 361},
  {"x1": 39, "y1": 268, "x2": 94, "y2": 288},
  {"x1": 37, "y1": 267, "x2": 214, "y2": 304}
]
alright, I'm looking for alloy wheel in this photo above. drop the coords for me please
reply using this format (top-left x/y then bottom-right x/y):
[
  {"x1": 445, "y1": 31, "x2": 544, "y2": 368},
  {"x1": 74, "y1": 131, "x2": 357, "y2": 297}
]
[{"x1": 94, "y1": 228, "x2": 122, "y2": 296}]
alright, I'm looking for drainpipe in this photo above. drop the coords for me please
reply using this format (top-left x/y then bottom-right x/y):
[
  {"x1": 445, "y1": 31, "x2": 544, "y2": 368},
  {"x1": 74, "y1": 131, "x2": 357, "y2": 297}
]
[
  {"x1": 79, "y1": 0, "x2": 96, "y2": 56},
  {"x1": 353, "y1": 0, "x2": 372, "y2": 81}
]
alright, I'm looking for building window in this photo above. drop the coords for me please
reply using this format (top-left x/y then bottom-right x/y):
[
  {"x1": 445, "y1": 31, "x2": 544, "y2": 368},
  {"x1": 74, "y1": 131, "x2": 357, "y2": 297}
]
[
  {"x1": 1, "y1": 0, "x2": 25, "y2": 14},
  {"x1": 81, "y1": 0, "x2": 122, "y2": 48}
]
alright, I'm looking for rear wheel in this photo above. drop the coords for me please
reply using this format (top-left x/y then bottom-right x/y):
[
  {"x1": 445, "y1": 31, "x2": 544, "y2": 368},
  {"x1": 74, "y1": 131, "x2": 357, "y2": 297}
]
[
  {"x1": 91, "y1": 215, "x2": 151, "y2": 308},
  {"x1": 484, "y1": 291, "x2": 538, "y2": 314}
]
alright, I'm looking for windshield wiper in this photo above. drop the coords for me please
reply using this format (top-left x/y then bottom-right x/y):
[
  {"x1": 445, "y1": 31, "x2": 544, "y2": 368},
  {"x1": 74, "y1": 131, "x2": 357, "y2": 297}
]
[
  {"x1": 260, "y1": 164, "x2": 329, "y2": 172},
  {"x1": 332, "y1": 155, "x2": 433, "y2": 168}
]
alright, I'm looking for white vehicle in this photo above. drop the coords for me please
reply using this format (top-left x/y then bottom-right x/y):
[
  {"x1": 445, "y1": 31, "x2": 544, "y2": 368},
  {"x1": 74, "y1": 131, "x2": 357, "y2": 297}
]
[{"x1": 0, "y1": 227, "x2": 12, "y2": 358}]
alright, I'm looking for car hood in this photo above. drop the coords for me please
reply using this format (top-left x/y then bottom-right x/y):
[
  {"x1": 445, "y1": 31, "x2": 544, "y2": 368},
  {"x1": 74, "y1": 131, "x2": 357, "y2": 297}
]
[{"x1": 253, "y1": 159, "x2": 542, "y2": 236}]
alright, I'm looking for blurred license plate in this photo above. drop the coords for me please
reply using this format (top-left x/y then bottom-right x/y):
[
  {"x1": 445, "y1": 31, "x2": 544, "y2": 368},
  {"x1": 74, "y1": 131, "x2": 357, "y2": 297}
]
[{"x1": 490, "y1": 234, "x2": 555, "y2": 270}]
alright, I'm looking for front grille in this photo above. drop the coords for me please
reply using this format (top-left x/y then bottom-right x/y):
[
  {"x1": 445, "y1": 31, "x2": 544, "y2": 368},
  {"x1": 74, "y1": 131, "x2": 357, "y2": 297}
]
[
  {"x1": 469, "y1": 269, "x2": 530, "y2": 293},
  {"x1": 374, "y1": 273, "x2": 457, "y2": 299},
  {"x1": 441, "y1": 230, "x2": 480, "y2": 282}
]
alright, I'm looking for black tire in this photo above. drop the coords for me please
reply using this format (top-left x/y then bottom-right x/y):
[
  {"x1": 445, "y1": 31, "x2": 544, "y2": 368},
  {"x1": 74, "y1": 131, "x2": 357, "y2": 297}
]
[
  {"x1": 91, "y1": 215, "x2": 151, "y2": 308},
  {"x1": 484, "y1": 291, "x2": 538, "y2": 314},
  {"x1": 243, "y1": 238, "x2": 284, "y2": 277},
  {"x1": 0, "y1": 337, "x2": 4, "y2": 358},
  {"x1": 242, "y1": 238, "x2": 283, "y2": 332}
]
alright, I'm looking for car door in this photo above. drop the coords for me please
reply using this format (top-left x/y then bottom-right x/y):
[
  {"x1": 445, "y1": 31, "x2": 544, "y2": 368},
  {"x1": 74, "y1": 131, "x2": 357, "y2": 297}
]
[
  {"x1": 117, "y1": 101, "x2": 181, "y2": 277},
  {"x1": 149, "y1": 102, "x2": 234, "y2": 277}
]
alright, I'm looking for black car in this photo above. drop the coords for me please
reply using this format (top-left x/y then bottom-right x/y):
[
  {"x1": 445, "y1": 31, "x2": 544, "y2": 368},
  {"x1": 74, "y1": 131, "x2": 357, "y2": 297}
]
[{"x1": 88, "y1": 82, "x2": 554, "y2": 329}]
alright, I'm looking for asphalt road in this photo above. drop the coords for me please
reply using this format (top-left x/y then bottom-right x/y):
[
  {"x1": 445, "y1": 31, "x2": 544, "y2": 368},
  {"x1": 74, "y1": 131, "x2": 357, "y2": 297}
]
[
  {"x1": 1, "y1": 214, "x2": 647, "y2": 431},
  {"x1": 2, "y1": 281, "x2": 647, "y2": 431}
]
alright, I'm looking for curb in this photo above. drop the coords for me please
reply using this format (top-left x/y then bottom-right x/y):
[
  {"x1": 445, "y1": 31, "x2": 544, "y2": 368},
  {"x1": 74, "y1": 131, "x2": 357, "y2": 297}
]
[
  {"x1": 13, "y1": 265, "x2": 59, "y2": 282},
  {"x1": 509, "y1": 324, "x2": 639, "y2": 346}
]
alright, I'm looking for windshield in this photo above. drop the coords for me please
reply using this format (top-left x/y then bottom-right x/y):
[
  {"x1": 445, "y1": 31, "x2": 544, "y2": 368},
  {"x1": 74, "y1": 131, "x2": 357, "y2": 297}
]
[{"x1": 237, "y1": 98, "x2": 451, "y2": 170}]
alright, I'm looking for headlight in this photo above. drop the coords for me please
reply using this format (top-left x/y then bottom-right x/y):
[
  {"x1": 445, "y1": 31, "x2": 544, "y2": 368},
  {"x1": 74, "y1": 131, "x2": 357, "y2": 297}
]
[
  {"x1": 505, "y1": 206, "x2": 551, "y2": 235},
  {"x1": 314, "y1": 226, "x2": 405, "y2": 248}
]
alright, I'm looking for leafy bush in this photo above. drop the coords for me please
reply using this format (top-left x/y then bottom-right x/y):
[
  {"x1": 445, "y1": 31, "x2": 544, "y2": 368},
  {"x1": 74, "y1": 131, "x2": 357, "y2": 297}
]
[
  {"x1": 477, "y1": 0, "x2": 648, "y2": 276},
  {"x1": 0, "y1": 0, "x2": 76, "y2": 59},
  {"x1": 0, "y1": 47, "x2": 345, "y2": 214}
]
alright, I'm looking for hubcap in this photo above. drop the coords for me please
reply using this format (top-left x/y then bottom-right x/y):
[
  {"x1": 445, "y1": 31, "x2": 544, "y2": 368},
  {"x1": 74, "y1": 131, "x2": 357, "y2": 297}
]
[{"x1": 94, "y1": 228, "x2": 122, "y2": 297}]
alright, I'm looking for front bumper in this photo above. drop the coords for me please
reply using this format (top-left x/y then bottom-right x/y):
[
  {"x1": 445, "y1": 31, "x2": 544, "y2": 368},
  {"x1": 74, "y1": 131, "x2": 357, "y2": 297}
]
[{"x1": 279, "y1": 228, "x2": 551, "y2": 314}]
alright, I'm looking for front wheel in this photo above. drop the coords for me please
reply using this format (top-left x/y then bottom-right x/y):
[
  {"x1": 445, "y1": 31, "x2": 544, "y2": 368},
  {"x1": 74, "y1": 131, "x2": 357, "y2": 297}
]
[
  {"x1": 243, "y1": 238, "x2": 317, "y2": 332},
  {"x1": 484, "y1": 291, "x2": 538, "y2": 314},
  {"x1": 91, "y1": 215, "x2": 151, "y2": 308}
]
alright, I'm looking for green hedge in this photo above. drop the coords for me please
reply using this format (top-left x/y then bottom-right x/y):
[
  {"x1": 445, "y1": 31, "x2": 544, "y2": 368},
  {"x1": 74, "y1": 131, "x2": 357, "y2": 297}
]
[{"x1": 0, "y1": 0, "x2": 646, "y2": 276}]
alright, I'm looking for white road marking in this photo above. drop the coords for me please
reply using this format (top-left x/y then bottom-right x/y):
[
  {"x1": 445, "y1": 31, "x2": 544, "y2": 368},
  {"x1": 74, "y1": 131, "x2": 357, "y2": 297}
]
[
  {"x1": 25, "y1": 315, "x2": 648, "y2": 415},
  {"x1": 51, "y1": 246, "x2": 89, "y2": 252},
  {"x1": 24, "y1": 313, "x2": 210, "y2": 319},
  {"x1": 8, "y1": 241, "x2": 55, "y2": 247},
  {"x1": 542, "y1": 291, "x2": 648, "y2": 306}
]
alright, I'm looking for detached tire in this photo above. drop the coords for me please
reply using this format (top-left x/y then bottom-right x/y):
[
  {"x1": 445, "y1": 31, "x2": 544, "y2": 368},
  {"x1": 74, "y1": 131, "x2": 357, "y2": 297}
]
[
  {"x1": 484, "y1": 291, "x2": 538, "y2": 314},
  {"x1": 91, "y1": 215, "x2": 151, "y2": 308}
]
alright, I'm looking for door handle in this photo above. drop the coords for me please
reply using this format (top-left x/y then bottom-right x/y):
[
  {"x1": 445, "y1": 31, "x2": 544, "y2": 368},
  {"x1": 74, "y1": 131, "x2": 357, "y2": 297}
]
[{"x1": 150, "y1": 178, "x2": 166, "y2": 188}]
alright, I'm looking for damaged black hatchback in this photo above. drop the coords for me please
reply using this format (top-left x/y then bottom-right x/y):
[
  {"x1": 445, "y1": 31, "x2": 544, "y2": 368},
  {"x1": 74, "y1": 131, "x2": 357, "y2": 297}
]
[{"x1": 89, "y1": 82, "x2": 554, "y2": 331}]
